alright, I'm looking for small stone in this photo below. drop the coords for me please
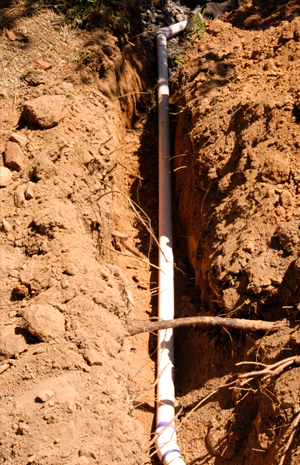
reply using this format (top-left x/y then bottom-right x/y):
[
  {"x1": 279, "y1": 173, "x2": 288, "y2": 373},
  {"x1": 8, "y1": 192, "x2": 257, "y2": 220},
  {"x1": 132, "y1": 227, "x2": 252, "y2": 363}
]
[
  {"x1": 281, "y1": 22, "x2": 294, "y2": 40},
  {"x1": 27, "y1": 455, "x2": 36, "y2": 464},
  {"x1": 16, "y1": 423, "x2": 30, "y2": 435},
  {"x1": 0, "y1": 325, "x2": 28, "y2": 358},
  {"x1": 9, "y1": 269, "x2": 19, "y2": 278},
  {"x1": 64, "y1": 263, "x2": 78, "y2": 276},
  {"x1": 33, "y1": 203, "x2": 73, "y2": 234},
  {"x1": 14, "y1": 185, "x2": 26, "y2": 208},
  {"x1": 244, "y1": 240, "x2": 255, "y2": 253},
  {"x1": 32, "y1": 156, "x2": 58, "y2": 181},
  {"x1": 61, "y1": 276, "x2": 70, "y2": 289},
  {"x1": 79, "y1": 448, "x2": 97, "y2": 459},
  {"x1": 12, "y1": 284, "x2": 29, "y2": 299},
  {"x1": 22, "y1": 95, "x2": 66, "y2": 128},
  {"x1": 244, "y1": 15, "x2": 261, "y2": 29},
  {"x1": 25, "y1": 182, "x2": 35, "y2": 199},
  {"x1": 78, "y1": 457, "x2": 90, "y2": 465},
  {"x1": 276, "y1": 205, "x2": 286, "y2": 217},
  {"x1": 35, "y1": 60, "x2": 52, "y2": 70},
  {"x1": 9, "y1": 133, "x2": 28, "y2": 147},
  {"x1": 208, "y1": 167, "x2": 218, "y2": 180},
  {"x1": 280, "y1": 190, "x2": 293, "y2": 207},
  {"x1": 0, "y1": 166, "x2": 13, "y2": 187},
  {"x1": 32, "y1": 345, "x2": 47, "y2": 355},
  {"x1": 295, "y1": 23, "x2": 300, "y2": 41},
  {"x1": 2, "y1": 219, "x2": 13, "y2": 233},
  {"x1": 22, "y1": 304, "x2": 65, "y2": 342},
  {"x1": 83, "y1": 349, "x2": 103, "y2": 367},
  {"x1": 5, "y1": 142, "x2": 25, "y2": 171},
  {"x1": 36, "y1": 390, "x2": 54, "y2": 403}
]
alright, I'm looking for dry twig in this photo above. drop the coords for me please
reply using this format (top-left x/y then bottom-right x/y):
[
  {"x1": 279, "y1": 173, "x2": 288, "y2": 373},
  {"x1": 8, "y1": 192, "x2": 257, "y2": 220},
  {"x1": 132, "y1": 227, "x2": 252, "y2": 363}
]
[
  {"x1": 98, "y1": 188, "x2": 167, "y2": 262},
  {"x1": 101, "y1": 243, "x2": 164, "y2": 273},
  {"x1": 127, "y1": 316, "x2": 282, "y2": 336},
  {"x1": 278, "y1": 410, "x2": 300, "y2": 465}
]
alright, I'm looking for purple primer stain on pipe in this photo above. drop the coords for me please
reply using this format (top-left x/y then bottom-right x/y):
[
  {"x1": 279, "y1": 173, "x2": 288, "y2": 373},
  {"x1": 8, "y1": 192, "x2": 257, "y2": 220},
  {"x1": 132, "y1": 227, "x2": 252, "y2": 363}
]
[
  {"x1": 157, "y1": 421, "x2": 175, "y2": 430},
  {"x1": 161, "y1": 449, "x2": 181, "y2": 463}
]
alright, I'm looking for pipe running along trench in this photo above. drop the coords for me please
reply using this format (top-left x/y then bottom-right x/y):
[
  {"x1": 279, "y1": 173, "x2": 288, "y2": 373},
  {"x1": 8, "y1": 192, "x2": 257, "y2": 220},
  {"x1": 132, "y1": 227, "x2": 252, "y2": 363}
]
[{"x1": 156, "y1": 21, "x2": 187, "y2": 465}]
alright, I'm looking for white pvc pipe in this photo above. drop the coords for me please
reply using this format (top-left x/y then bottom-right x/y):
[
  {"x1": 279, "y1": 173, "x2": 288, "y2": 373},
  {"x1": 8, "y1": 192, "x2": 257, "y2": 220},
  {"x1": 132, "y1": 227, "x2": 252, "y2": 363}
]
[{"x1": 156, "y1": 20, "x2": 187, "y2": 465}]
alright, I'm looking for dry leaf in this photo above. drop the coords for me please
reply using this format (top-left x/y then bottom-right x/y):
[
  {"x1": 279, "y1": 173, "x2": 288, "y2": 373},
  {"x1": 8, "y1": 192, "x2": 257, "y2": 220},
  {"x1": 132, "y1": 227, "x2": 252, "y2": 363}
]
[
  {"x1": 6, "y1": 30, "x2": 28, "y2": 42},
  {"x1": 6, "y1": 30, "x2": 18, "y2": 41}
]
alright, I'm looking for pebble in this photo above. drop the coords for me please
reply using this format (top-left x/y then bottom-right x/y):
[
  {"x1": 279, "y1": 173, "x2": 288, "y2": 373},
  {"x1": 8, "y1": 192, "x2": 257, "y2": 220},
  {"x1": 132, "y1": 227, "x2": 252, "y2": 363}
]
[
  {"x1": 36, "y1": 390, "x2": 55, "y2": 403},
  {"x1": 79, "y1": 448, "x2": 97, "y2": 459},
  {"x1": 9, "y1": 269, "x2": 19, "y2": 278},
  {"x1": 9, "y1": 133, "x2": 28, "y2": 147},
  {"x1": 32, "y1": 345, "x2": 47, "y2": 355},
  {"x1": 2, "y1": 219, "x2": 13, "y2": 233},
  {"x1": 244, "y1": 14, "x2": 262, "y2": 29},
  {"x1": 25, "y1": 181, "x2": 35, "y2": 199},
  {"x1": 14, "y1": 185, "x2": 26, "y2": 208},
  {"x1": 84, "y1": 349, "x2": 103, "y2": 367},
  {"x1": 244, "y1": 240, "x2": 255, "y2": 254},
  {"x1": 77, "y1": 457, "x2": 90, "y2": 465},
  {"x1": 0, "y1": 325, "x2": 28, "y2": 358},
  {"x1": 280, "y1": 189, "x2": 293, "y2": 207},
  {"x1": 0, "y1": 166, "x2": 13, "y2": 187},
  {"x1": 16, "y1": 422, "x2": 30, "y2": 435},
  {"x1": 64, "y1": 262, "x2": 78, "y2": 276},
  {"x1": 22, "y1": 304, "x2": 65, "y2": 342},
  {"x1": 22, "y1": 95, "x2": 66, "y2": 128},
  {"x1": 5, "y1": 141, "x2": 25, "y2": 171},
  {"x1": 31, "y1": 156, "x2": 58, "y2": 180}
]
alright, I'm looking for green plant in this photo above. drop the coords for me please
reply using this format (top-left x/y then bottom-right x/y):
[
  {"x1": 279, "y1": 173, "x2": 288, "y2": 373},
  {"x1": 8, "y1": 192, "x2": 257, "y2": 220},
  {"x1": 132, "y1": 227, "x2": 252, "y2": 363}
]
[
  {"x1": 20, "y1": 69, "x2": 35, "y2": 79},
  {"x1": 186, "y1": 10, "x2": 206, "y2": 45},
  {"x1": 173, "y1": 50, "x2": 185, "y2": 68},
  {"x1": 67, "y1": 49, "x2": 91, "y2": 64}
]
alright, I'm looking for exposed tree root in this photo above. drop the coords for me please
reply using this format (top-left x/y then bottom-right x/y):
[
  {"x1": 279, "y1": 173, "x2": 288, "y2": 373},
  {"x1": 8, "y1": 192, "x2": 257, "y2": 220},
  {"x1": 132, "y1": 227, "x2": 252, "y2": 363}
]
[
  {"x1": 278, "y1": 409, "x2": 300, "y2": 465},
  {"x1": 126, "y1": 316, "x2": 286, "y2": 336}
]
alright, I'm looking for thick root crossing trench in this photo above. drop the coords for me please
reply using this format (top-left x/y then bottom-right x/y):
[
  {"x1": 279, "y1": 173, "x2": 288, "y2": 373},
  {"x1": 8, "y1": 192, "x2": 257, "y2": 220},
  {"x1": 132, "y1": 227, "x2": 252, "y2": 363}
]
[{"x1": 1, "y1": 2, "x2": 300, "y2": 465}]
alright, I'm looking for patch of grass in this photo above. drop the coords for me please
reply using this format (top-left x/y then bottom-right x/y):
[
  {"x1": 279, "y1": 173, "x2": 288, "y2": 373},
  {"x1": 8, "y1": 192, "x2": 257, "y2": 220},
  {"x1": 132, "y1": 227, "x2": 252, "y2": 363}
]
[
  {"x1": 186, "y1": 9, "x2": 206, "y2": 44},
  {"x1": 67, "y1": 49, "x2": 91, "y2": 64},
  {"x1": 20, "y1": 69, "x2": 35, "y2": 79},
  {"x1": 172, "y1": 50, "x2": 185, "y2": 68},
  {"x1": 52, "y1": 0, "x2": 135, "y2": 34}
]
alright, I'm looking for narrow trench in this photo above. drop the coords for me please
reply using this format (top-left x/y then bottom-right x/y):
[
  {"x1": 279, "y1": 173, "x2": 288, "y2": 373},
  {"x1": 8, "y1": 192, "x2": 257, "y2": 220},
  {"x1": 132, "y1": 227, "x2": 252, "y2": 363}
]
[
  {"x1": 119, "y1": 18, "x2": 237, "y2": 465},
  {"x1": 123, "y1": 90, "x2": 199, "y2": 463}
]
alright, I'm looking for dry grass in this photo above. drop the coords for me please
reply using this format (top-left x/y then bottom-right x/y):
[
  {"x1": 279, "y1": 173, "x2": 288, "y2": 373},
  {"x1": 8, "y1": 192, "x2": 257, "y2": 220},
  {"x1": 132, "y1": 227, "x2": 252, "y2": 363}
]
[{"x1": 0, "y1": 8, "x2": 82, "y2": 99}]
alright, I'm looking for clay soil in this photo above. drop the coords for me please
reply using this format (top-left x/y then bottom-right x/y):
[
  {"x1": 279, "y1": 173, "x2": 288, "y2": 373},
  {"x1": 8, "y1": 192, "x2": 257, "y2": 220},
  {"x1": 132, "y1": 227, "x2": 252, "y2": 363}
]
[{"x1": 1, "y1": 1, "x2": 300, "y2": 465}]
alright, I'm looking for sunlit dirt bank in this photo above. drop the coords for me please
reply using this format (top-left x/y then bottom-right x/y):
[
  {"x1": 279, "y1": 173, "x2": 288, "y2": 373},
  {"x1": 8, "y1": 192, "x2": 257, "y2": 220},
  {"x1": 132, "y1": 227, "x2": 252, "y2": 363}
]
[{"x1": 1, "y1": 0, "x2": 300, "y2": 464}]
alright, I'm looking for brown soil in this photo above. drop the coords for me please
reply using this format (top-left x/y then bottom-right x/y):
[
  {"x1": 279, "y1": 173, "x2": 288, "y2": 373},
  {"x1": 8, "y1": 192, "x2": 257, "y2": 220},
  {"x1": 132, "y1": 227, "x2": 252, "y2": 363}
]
[
  {"x1": 1, "y1": 1, "x2": 300, "y2": 465},
  {"x1": 173, "y1": 1, "x2": 300, "y2": 464}
]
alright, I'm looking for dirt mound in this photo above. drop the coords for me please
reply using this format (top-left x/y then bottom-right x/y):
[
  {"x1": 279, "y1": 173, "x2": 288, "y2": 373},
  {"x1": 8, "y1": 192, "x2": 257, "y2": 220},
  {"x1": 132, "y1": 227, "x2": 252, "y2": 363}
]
[
  {"x1": 2, "y1": 1, "x2": 300, "y2": 464},
  {"x1": 0, "y1": 8, "x2": 153, "y2": 465},
  {"x1": 173, "y1": 4, "x2": 300, "y2": 464}
]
